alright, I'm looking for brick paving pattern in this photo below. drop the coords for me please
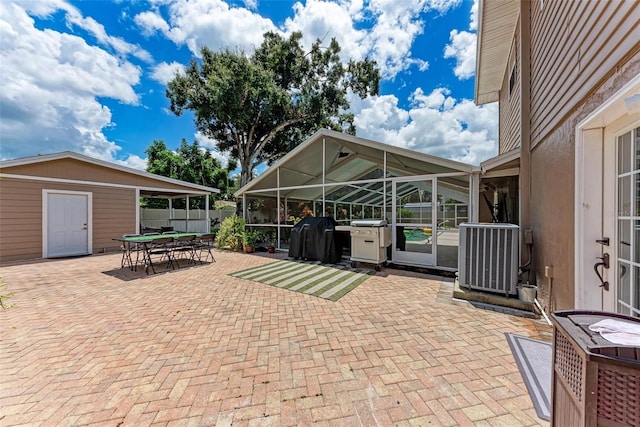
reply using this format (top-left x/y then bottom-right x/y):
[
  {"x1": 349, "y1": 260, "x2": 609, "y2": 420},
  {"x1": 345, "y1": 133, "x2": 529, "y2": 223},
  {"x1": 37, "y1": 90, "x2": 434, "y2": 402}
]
[{"x1": 0, "y1": 251, "x2": 551, "y2": 426}]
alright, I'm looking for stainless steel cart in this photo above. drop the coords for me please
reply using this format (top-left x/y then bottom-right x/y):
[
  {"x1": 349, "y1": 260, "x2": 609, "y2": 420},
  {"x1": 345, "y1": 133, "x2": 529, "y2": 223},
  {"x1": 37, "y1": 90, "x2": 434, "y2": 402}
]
[{"x1": 349, "y1": 219, "x2": 391, "y2": 271}]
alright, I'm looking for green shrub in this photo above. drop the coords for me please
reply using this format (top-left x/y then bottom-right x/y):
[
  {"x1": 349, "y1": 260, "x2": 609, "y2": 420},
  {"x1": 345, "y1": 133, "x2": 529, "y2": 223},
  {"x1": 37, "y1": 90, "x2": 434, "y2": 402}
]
[
  {"x1": 216, "y1": 215, "x2": 245, "y2": 251},
  {"x1": 242, "y1": 230, "x2": 259, "y2": 247}
]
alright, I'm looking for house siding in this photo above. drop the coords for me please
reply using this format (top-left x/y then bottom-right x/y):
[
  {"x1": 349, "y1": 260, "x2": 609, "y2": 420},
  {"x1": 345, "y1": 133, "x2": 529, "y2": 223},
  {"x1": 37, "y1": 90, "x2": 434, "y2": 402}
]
[
  {"x1": 499, "y1": 29, "x2": 521, "y2": 154},
  {"x1": 528, "y1": 35, "x2": 640, "y2": 309},
  {"x1": 529, "y1": 0, "x2": 640, "y2": 148},
  {"x1": 0, "y1": 177, "x2": 136, "y2": 262}
]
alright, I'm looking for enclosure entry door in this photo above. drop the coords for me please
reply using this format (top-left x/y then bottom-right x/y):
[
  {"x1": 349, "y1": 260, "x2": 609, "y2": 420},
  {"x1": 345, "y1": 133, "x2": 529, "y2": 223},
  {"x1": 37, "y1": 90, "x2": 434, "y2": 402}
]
[
  {"x1": 45, "y1": 191, "x2": 90, "y2": 258},
  {"x1": 392, "y1": 178, "x2": 435, "y2": 267}
]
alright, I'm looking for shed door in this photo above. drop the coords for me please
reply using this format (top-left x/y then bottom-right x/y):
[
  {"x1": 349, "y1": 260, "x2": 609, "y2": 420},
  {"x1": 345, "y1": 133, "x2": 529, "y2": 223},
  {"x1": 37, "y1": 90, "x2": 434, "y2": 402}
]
[{"x1": 45, "y1": 191, "x2": 90, "y2": 258}]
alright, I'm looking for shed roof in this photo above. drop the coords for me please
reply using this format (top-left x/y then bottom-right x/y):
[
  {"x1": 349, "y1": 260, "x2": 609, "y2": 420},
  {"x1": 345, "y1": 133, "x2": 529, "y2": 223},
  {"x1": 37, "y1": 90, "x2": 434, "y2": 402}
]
[
  {"x1": 0, "y1": 151, "x2": 220, "y2": 196},
  {"x1": 475, "y1": 0, "x2": 520, "y2": 105}
]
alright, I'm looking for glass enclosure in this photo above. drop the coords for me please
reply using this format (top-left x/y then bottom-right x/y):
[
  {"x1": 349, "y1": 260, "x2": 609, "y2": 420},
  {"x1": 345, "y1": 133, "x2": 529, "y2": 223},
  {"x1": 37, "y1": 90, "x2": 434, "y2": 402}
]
[{"x1": 238, "y1": 132, "x2": 474, "y2": 269}]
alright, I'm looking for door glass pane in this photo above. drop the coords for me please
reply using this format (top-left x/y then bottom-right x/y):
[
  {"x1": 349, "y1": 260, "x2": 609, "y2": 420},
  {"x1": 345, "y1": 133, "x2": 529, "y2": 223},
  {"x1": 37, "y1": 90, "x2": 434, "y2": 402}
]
[
  {"x1": 635, "y1": 220, "x2": 640, "y2": 264},
  {"x1": 436, "y1": 177, "x2": 469, "y2": 268},
  {"x1": 636, "y1": 173, "x2": 640, "y2": 216},
  {"x1": 617, "y1": 261, "x2": 630, "y2": 315},
  {"x1": 619, "y1": 175, "x2": 631, "y2": 216},
  {"x1": 396, "y1": 180, "x2": 433, "y2": 256},
  {"x1": 619, "y1": 130, "x2": 631, "y2": 174},
  {"x1": 634, "y1": 266, "x2": 640, "y2": 317},
  {"x1": 619, "y1": 219, "x2": 631, "y2": 261},
  {"x1": 635, "y1": 127, "x2": 640, "y2": 171}
]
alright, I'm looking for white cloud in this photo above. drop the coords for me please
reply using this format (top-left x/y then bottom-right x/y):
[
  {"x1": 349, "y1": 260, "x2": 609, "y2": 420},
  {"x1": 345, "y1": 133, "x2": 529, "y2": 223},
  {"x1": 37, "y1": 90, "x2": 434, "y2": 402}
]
[
  {"x1": 23, "y1": 0, "x2": 152, "y2": 62},
  {"x1": 469, "y1": 0, "x2": 478, "y2": 31},
  {"x1": 151, "y1": 61, "x2": 186, "y2": 85},
  {"x1": 284, "y1": 0, "x2": 459, "y2": 79},
  {"x1": 134, "y1": 11, "x2": 170, "y2": 36},
  {"x1": 115, "y1": 154, "x2": 148, "y2": 170},
  {"x1": 137, "y1": 0, "x2": 459, "y2": 80},
  {"x1": 443, "y1": 0, "x2": 477, "y2": 80},
  {"x1": 0, "y1": 1, "x2": 142, "y2": 165},
  {"x1": 352, "y1": 88, "x2": 498, "y2": 165},
  {"x1": 136, "y1": 0, "x2": 277, "y2": 56},
  {"x1": 443, "y1": 29, "x2": 476, "y2": 80}
]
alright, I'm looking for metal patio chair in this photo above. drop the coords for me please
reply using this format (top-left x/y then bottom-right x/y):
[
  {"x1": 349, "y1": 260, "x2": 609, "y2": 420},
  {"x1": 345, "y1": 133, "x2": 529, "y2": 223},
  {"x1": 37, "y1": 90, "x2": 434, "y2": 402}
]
[
  {"x1": 171, "y1": 234, "x2": 197, "y2": 267},
  {"x1": 120, "y1": 234, "x2": 144, "y2": 270},
  {"x1": 193, "y1": 233, "x2": 216, "y2": 264},
  {"x1": 144, "y1": 236, "x2": 175, "y2": 274}
]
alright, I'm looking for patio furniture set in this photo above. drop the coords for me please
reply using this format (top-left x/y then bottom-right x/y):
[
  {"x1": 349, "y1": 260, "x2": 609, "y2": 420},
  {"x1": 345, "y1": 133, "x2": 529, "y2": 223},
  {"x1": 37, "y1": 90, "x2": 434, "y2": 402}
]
[{"x1": 116, "y1": 232, "x2": 215, "y2": 274}]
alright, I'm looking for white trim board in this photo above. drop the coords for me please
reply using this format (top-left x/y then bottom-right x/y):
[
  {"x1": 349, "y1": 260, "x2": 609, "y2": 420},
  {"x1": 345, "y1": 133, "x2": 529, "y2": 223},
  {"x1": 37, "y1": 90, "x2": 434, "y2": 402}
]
[{"x1": 1, "y1": 173, "x2": 211, "y2": 196}]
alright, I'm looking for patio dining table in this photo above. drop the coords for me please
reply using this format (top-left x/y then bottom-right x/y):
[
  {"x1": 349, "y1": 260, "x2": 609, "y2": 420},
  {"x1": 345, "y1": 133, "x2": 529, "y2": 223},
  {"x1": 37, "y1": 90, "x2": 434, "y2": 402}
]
[{"x1": 114, "y1": 233, "x2": 203, "y2": 274}]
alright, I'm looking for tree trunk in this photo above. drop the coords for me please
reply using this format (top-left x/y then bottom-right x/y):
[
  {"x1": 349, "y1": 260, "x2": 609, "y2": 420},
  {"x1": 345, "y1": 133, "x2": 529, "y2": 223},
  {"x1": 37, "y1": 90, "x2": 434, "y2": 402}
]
[{"x1": 240, "y1": 158, "x2": 253, "y2": 188}]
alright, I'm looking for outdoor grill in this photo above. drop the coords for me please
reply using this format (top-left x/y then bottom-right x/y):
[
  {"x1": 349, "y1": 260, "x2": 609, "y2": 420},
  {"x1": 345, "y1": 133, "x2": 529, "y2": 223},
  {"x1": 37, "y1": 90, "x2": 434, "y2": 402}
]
[{"x1": 349, "y1": 219, "x2": 391, "y2": 270}]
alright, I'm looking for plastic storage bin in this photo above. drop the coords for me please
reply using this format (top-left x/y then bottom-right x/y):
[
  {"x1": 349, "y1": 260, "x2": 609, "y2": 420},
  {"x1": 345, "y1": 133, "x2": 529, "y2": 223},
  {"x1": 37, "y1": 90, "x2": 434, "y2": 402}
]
[{"x1": 550, "y1": 310, "x2": 640, "y2": 426}]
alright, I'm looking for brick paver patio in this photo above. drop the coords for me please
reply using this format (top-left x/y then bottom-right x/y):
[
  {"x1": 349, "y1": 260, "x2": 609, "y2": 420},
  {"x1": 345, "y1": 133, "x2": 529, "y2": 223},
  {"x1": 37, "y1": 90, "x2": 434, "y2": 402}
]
[{"x1": 0, "y1": 251, "x2": 551, "y2": 426}]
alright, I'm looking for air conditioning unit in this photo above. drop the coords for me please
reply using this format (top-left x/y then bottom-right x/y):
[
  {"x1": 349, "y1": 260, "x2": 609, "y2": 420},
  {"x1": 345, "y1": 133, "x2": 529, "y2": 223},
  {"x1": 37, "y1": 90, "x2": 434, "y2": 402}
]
[{"x1": 458, "y1": 223, "x2": 519, "y2": 296}]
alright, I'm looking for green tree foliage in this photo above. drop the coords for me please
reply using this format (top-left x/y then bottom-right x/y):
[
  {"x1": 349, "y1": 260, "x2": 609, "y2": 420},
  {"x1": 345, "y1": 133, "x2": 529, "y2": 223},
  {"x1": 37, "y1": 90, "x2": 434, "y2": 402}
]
[
  {"x1": 145, "y1": 139, "x2": 233, "y2": 208},
  {"x1": 166, "y1": 31, "x2": 380, "y2": 187}
]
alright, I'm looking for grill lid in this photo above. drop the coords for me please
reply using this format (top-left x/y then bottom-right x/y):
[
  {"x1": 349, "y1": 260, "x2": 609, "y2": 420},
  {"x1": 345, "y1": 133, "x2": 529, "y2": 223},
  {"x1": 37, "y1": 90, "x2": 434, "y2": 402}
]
[{"x1": 350, "y1": 219, "x2": 388, "y2": 227}]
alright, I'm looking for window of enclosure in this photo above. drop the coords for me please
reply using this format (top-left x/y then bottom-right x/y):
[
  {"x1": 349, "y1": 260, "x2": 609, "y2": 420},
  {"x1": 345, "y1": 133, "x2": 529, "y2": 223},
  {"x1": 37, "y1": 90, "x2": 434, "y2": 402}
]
[
  {"x1": 245, "y1": 196, "x2": 279, "y2": 224},
  {"x1": 436, "y1": 175, "x2": 469, "y2": 269},
  {"x1": 437, "y1": 176, "x2": 470, "y2": 229},
  {"x1": 324, "y1": 182, "x2": 386, "y2": 220},
  {"x1": 286, "y1": 200, "x2": 314, "y2": 224}
]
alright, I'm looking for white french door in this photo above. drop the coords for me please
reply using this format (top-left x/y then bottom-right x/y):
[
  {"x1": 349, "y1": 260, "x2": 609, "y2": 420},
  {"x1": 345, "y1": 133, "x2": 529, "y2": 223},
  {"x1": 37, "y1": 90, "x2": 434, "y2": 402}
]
[
  {"x1": 575, "y1": 76, "x2": 640, "y2": 312},
  {"x1": 603, "y1": 124, "x2": 640, "y2": 316}
]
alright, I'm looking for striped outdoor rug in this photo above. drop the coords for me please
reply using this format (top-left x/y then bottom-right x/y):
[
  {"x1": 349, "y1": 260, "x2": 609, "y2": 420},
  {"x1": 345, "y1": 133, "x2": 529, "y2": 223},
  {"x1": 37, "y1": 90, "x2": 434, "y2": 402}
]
[{"x1": 230, "y1": 259, "x2": 374, "y2": 301}]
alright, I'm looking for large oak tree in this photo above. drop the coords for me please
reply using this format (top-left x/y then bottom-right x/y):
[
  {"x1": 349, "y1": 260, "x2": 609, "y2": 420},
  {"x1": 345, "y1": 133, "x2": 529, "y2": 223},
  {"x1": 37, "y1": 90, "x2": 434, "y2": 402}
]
[{"x1": 166, "y1": 31, "x2": 380, "y2": 187}]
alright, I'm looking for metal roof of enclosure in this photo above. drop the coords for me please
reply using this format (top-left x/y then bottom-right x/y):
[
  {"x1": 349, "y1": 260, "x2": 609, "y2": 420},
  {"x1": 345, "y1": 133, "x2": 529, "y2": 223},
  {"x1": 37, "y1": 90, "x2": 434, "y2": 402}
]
[{"x1": 236, "y1": 129, "x2": 473, "y2": 205}]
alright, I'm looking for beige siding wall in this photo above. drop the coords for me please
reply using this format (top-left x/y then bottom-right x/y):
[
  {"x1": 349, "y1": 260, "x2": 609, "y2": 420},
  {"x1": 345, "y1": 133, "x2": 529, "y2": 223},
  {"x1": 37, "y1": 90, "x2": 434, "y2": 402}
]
[
  {"x1": 499, "y1": 29, "x2": 521, "y2": 154},
  {"x1": 528, "y1": 43, "x2": 640, "y2": 310},
  {"x1": 4, "y1": 158, "x2": 196, "y2": 192},
  {"x1": 529, "y1": 0, "x2": 640, "y2": 148},
  {"x1": 0, "y1": 177, "x2": 136, "y2": 262}
]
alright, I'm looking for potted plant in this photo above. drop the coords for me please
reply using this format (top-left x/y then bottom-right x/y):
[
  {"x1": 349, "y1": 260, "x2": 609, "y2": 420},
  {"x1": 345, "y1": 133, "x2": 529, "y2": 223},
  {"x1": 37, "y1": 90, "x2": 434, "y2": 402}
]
[
  {"x1": 263, "y1": 230, "x2": 276, "y2": 253},
  {"x1": 242, "y1": 230, "x2": 259, "y2": 253}
]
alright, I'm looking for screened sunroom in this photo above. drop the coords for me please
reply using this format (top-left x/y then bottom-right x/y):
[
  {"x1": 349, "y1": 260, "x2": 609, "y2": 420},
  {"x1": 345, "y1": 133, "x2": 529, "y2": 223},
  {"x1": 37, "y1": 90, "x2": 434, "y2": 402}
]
[{"x1": 236, "y1": 129, "x2": 480, "y2": 270}]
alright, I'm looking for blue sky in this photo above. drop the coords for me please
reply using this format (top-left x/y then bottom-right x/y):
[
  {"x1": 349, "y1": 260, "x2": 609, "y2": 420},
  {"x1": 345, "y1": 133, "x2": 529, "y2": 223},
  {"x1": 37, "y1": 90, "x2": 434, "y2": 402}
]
[{"x1": 0, "y1": 0, "x2": 497, "y2": 172}]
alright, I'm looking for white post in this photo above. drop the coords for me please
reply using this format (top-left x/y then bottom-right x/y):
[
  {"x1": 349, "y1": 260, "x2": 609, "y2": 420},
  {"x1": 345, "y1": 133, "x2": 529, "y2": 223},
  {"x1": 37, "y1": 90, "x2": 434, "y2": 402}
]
[
  {"x1": 186, "y1": 196, "x2": 190, "y2": 232},
  {"x1": 135, "y1": 188, "x2": 140, "y2": 233},
  {"x1": 169, "y1": 198, "x2": 173, "y2": 231},
  {"x1": 205, "y1": 193, "x2": 210, "y2": 233}
]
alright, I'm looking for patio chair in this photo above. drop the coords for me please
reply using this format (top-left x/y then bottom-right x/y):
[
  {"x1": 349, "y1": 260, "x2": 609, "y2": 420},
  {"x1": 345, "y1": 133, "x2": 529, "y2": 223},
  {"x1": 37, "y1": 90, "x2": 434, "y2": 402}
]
[
  {"x1": 193, "y1": 233, "x2": 216, "y2": 264},
  {"x1": 171, "y1": 234, "x2": 196, "y2": 267},
  {"x1": 144, "y1": 236, "x2": 175, "y2": 274},
  {"x1": 120, "y1": 234, "x2": 143, "y2": 270}
]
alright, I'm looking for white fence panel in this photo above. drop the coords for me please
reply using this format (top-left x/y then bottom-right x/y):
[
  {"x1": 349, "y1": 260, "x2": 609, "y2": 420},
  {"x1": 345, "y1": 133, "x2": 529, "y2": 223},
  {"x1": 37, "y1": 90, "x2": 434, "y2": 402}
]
[{"x1": 140, "y1": 208, "x2": 236, "y2": 232}]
